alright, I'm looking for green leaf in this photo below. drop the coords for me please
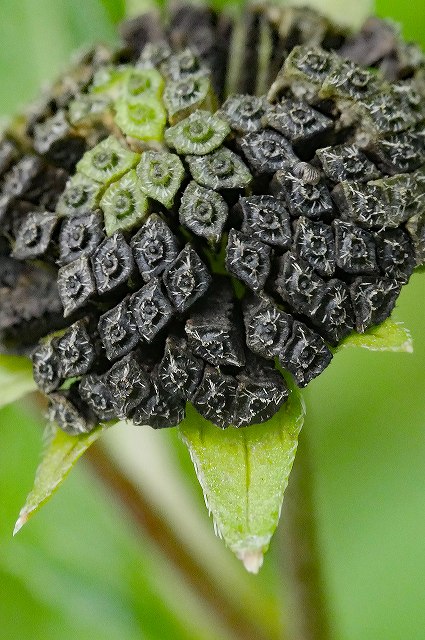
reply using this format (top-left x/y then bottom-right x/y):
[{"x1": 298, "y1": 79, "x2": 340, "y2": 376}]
[
  {"x1": 0, "y1": 354, "x2": 37, "y2": 408},
  {"x1": 179, "y1": 389, "x2": 305, "y2": 573},
  {"x1": 279, "y1": 0, "x2": 374, "y2": 29},
  {"x1": 336, "y1": 319, "x2": 413, "y2": 353},
  {"x1": 14, "y1": 423, "x2": 107, "y2": 535}
]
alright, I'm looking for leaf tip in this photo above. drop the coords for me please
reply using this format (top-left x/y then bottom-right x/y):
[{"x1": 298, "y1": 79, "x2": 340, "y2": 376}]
[
  {"x1": 13, "y1": 511, "x2": 29, "y2": 536},
  {"x1": 237, "y1": 549, "x2": 264, "y2": 574}
]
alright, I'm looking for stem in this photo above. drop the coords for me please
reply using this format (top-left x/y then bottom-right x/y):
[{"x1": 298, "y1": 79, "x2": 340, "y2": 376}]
[
  {"x1": 86, "y1": 442, "x2": 276, "y2": 640},
  {"x1": 281, "y1": 429, "x2": 332, "y2": 640}
]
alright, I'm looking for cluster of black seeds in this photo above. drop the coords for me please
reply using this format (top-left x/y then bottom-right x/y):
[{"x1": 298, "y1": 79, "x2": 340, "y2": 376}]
[{"x1": 0, "y1": 4, "x2": 424, "y2": 433}]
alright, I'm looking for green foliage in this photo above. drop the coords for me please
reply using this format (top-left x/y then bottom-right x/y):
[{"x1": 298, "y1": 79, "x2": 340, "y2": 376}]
[
  {"x1": 14, "y1": 423, "x2": 108, "y2": 535},
  {"x1": 0, "y1": 355, "x2": 36, "y2": 408},
  {"x1": 179, "y1": 391, "x2": 305, "y2": 572},
  {"x1": 337, "y1": 319, "x2": 413, "y2": 353}
]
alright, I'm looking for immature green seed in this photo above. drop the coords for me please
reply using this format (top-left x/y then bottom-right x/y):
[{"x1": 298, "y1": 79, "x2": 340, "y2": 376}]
[
  {"x1": 89, "y1": 65, "x2": 130, "y2": 98},
  {"x1": 137, "y1": 151, "x2": 185, "y2": 208},
  {"x1": 100, "y1": 169, "x2": 149, "y2": 236},
  {"x1": 124, "y1": 68, "x2": 164, "y2": 102},
  {"x1": 114, "y1": 96, "x2": 166, "y2": 142},
  {"x1": 165, "y1": 110, "x2": 230, "y2": 155},
  {"x1": 56, "y1": 174, "x2": 102, "y2": 217},
  {"x1": 163, "y1": 75, "x2": 216, "y2": 124},
  {"x1": 187, "y1": 147, "x2": 252, "y2": 190},
  {"x1": 77, "y1": 136, "x2": 139, "y2": 186}
]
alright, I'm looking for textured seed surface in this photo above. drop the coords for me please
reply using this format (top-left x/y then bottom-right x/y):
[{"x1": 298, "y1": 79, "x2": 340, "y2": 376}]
[{"x1": 1, "y1": 7, "x2": 423, "y2": 433}]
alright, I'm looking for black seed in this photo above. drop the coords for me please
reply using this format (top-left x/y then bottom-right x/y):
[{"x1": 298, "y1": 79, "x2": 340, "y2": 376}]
[
  {"x1": 2, "y1": 156, "x2": 43, "y2": 198},
  {"x1": 334, "y1": 220, "x2": 378, "y2": 274},
  {"x1": 158, "y1": 335, "x2": 204, "y2": 400},
  {"x1": 275, "y1": 253, "x2": 324, "y2": 315},
  {"x1": 243, "y1": 295, "x2": 292, "y2": 359},
  {"x1": 279, "y1": 321, "x2": 333, "y2": 388},
  {"x1": 239, "y1": 129, "x2": 298, "y2": 175},
  {"x1": 293, "y1": 217, "x2": 335, "y2": 277},
  {"x1": 56, "y1": 174, "x2": 101, "y2": 218},
  {"x1": 179, "y1": 181, "x2": 228, "y2": 244},
  {"x1": 406, "y1": 212, "x2": 425, "y2": 266},
  {"x1": 219, "y1": 94, "x2": 268, "y2": 134},
  {"x1": 48, "y1": 389, "x2": 94, "y2": 435},
  {"x1": 98, "y1": 297, "x2": 139, "y2": 361},
  {"x1": 185, "y1": 292, "x2": 245, "y2": 368},
  {"x1": 59, "y1": 211, "x2": 105, "y2": 265},
  {"x1": 130, "y1": 214, "x2": 179, "y2": 282},
  {"x1": 78, "y1": 374, "x2": 116, "y2": 422},
  {"x1": 357, "y1": 90, "x2": 420, "y2": 136},
  {"x1": 272, "y1": 171, "x2": 334, "y2": 220},
  {"x1": 57, "y1": 255, "x2": 95, "y2": 317},
  {"x1": 237, "y1": 195, "x2": 292, "y2": 249},
  {"x1": 106, "y1": 351, "x2": 150, "y2": 419},
  {"x1": 311, "y1": 278, "x2": 355, "y2": 345},
  {"x1": 130, "y1": 278, "x2": 173, "y2": 342},
  {"x1": 33, "y1": 111, "x2": 86, "y2": 171},
  {"x1": 55, "y1": 320, "x2": 96, "y2": 378},
  {"x1": 225, "y1": 229, "x2": 271, "y2": 292},
  {"x1": 186, "y1": 147, "x2": 252, "y2": 190},
  {"x1": 192, "y1": 365, "x2": 238, "y2": 428},
  {"x1": 331, "y1": 181, "x2": 388, "y2": 229},
  {"x1": 12, "y1": 211, "x2": 57, "y2": 260},
  {"x1": 350, "y1": 276, "x2": 401, "y2": 332},
  {"x1": 138, "y1": 41, "x2": 171, "y2": 68},
  {"x1": 161, "y1": 48, "x2": 207, "y2": 81},
  {"x1": 0, "y1": 138, "x2": 18, "y2": 177},
  {"x1": 132, "y1": 378, "x2": 186, "y2": 428},
  {"x1": 363, "y1": 130, "x2": 425, "y2": 175},
  {"x1": 375, "y1": 228, "x2": 416, "y2": 284},
  {"x1": 283, "y1": 46, "x2": 335, "y2": 85},
  {"x1": 163, "y1": 244, "x2": 211, "y2": 312},
  {"x1": 92, "y1": 232, "x2": 135, "y2": 296},
  {"x1": 265, "y1": 100, "x2": 333, "y2": 146},
  {"x1": 315, "y1": 144, "x2": 380, "y2": 183},
  {"x1": 233, "y1": 356, "x2": 289, "y2": 427},
  {"x1": 32, "y1": 341, "x2": 62, "y2": 393},
  {"x1": 322, "y1": 60, "x2": 381, "y2": 100}
]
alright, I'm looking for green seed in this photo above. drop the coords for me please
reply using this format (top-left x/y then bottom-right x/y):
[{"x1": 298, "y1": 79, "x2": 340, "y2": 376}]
[
  {"x1": 89, "y1": 64, "x2": 130, "y2": 98},
  {"x1": 165, "y1": 110, "x2": 230, "y2": 155},
  {"x1": 77, "y1": 136, "x2": 140, "y2": 186},
  {"x1": 124, "y1": 68, "x2": 164, "y2": 102},
  {"x1": 137, "y1": 150, "x2": 185, "y2": 208},
  {"x1": 55, "y1": 174, "x2": 102, "y2": 217},
  {"x1": 163, "y1": 75, "x2": 216, "y2": 124},
  {"x1": 100, "y1": 169, "x2": 149, "y2": 236},
  {"x1": 114, "y1": 96, "x2": 166, "y2": 142}
]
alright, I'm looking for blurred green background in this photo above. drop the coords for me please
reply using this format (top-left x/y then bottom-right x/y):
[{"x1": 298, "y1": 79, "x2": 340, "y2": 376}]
[{"x1": 0, "y1": 1, "x2": 424, "y2": 639}]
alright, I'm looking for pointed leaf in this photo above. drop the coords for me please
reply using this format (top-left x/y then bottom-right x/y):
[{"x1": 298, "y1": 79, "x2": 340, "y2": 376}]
[
  {"x1": 14, "y1": 422, "x2": 108, "y2": 534},
  {"x1": 336, "y1": 319, "x2": 413, "y2": 353},
  {"x1": 179, "y1": 388, "x2": 305, "y2": 573},
  {"x1": 0, "y1": 354, "x2": 37, "y2": 408}
]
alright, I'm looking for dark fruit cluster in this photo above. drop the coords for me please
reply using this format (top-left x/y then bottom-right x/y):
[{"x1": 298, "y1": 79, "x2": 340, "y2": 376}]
[{"x1": 0, "y1": 5, "x2": 423, "y2": 433}]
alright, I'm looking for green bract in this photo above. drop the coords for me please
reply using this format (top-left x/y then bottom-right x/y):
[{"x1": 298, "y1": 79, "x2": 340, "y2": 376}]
[
  {"x1": 114, "y1": 96, "x2": 166, "y2": 141},
  {"x1": 137, "y1": 150, "x2": 185, "y2": 208},
  {"x1": 100, "y1": 169, "x2": 149, "y2": 235},
  {"x1": 76, "y1": 136, "x2": 139, "y2": 185},
  {"x1": 165, "y1": 110, "x2": 230, "y2": 155}
]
